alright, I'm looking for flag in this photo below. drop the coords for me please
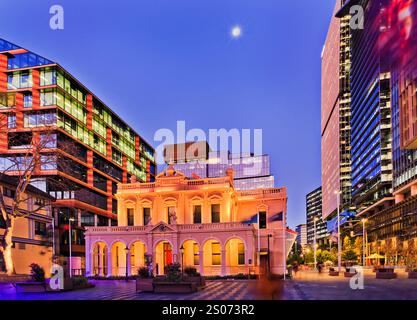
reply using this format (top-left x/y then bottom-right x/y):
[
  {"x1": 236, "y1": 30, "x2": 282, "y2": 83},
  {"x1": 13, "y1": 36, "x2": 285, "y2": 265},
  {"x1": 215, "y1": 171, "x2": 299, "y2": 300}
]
[
  {"x1": 243, "y1": 214, "x2": 258, "y2": 224},
  {"x1": 268, "y1": 212, "x2": 283, "y2": 222}
]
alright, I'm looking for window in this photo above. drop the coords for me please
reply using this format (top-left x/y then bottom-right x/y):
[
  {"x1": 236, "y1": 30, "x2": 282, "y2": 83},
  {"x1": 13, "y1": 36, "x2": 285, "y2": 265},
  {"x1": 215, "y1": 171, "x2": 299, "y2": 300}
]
[
  {"x1": 40, "y1": 68, "x2": 56, "y2": 86},
  {"x1": 81, "y1": 211, "x2": 95, "y2": 227},
  {"x1": 3, "y1": 187, "x2": 15, "y2": 199},
  {"x1": 238, "y1": 243, "x2": 245, "y2": 265},
  {"x1": 193, "y1": 243, "x2": 200, "y2": 265},
  {"x1": 0, "y1": 215, "x2": 6, "y2": 229},
  {"x1": 193, "y1": 205, "x2": 202, "y2": 224},
  {"x1": 97, "y1": 215, "x2": 108, "y2": 227},
  {"x1": 259, "y1": 211, "x2": 267, "y2": 229},
  {"x1": 211, "y1": 204, "x2": 220, "y2": 223},
  {"x1": 7, "y1": 114, "x2": 16, "y2": 129},
  {"x1": 211, "y1": 242, "x2": 221, "y2": 265},
  {"x1": 23, "y1": 93, "x2": 32, "y2": 108},
  {"x1": 112, "y1": 199, "x2": 118, "y2": 215},
  {"x1": 127, "y1": 208, "x2": 134, "y2": 226},
  {"x1": 34, "y1": 221, "x2": 47, "y2": 236},
  {"x1": 143, "y1": 207, "x2": 151, "y2": 226}
]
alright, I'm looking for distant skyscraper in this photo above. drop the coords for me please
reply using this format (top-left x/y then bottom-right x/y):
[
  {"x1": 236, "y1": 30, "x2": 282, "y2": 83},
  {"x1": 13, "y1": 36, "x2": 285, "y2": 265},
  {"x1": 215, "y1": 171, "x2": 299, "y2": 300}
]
[
  {"x1": 306, "y1": 187, "x2": 328, "y2": 246},
  {"x1": 295, "y1": 224, "x2": 307, "y2": 251},
  {"x1": 321, "y1": 0, "x2": 353, "y2": 221},
  {"x1": 163, "y1": 142, "x2": 275, "y2": 191}
]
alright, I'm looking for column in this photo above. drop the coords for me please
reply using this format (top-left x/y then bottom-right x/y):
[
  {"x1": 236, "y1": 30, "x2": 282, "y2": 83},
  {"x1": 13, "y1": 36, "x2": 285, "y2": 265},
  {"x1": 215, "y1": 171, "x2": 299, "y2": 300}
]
[
  {"x1": 107, "y1": 247, "x2": 112, "y2": 277},
  {"x1": 221, "y1": 250, "x2": 227, "y2": 276},
  {"x1": 199, "y1": 250, "x2": 204, "y2": 276},
  {"x1": 126, "y1": 249, "x2": 132, "y2": 277},
  {"x1": 85, "y1": 240, "x2": 91, "y2": 277},
  {"x1": 98, "y1": 247, "x2": 103, "y2": 276}
]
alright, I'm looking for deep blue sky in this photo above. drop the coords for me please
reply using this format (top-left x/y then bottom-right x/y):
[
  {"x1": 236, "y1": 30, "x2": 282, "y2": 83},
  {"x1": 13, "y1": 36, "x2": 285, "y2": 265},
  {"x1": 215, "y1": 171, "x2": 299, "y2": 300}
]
[{"x1": 0, "y1": 0, "x2": 335, "y2": 228}]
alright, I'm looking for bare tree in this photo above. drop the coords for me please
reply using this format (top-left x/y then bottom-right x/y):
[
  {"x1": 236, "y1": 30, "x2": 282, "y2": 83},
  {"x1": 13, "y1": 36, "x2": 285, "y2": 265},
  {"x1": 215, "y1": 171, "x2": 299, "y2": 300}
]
[{"x1": 0, "y1": 123, "x2": 77, "y2": 275}]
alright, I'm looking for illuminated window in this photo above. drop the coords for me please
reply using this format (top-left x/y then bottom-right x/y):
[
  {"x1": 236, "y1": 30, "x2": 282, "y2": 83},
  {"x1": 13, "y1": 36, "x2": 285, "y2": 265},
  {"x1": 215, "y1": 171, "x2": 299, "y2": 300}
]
[
  {"x1": 238, "y1": 242, "x2": 245, "y2": 265},
  {"x1": 193, "y1": 243, "x2": 199, "y2": 265},
  {"x1": 211, "y1": 242, "x2": 221, "y2": 265}
]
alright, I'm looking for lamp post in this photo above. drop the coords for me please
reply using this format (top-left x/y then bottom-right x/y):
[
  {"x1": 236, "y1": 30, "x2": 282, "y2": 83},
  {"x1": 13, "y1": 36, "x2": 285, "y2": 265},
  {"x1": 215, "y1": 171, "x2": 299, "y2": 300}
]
[
  {"x1": 124, "y1": 246, "x2": 129, "y2": 281},
  {"x1": 362, "y1": 218, "x2": 367, "y2": 267},
  {"x1": 267, "y1": 234, "x2": 273, "y2": 276},
  {"x1": 68, "y1": 217, "x2": 75, "y2": 278},
  {"x1": 180, "y1": 245, "x2": 185, "y2": 279},
  {"x1": 313, "y1": 217, "x2": 319, "y2": 270},
  {"x1": 334, "y1": 190, "x2": 342, "y2": 273}
]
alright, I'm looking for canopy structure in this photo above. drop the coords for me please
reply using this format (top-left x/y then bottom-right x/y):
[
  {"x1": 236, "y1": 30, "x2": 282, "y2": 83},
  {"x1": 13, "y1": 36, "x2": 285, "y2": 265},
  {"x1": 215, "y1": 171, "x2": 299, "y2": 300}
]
[{"x1": 366, "y1": 253, "x2": 385, "y2": 259}]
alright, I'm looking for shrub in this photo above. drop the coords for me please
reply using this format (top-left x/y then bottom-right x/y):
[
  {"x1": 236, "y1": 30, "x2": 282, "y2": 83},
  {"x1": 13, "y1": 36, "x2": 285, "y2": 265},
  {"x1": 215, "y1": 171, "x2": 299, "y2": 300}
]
[
  {"x1": 184, "y1": 267, "x2": 200, "y2": 277},
  {"x1": 29, "y1": 263, "x2": 45, "y2": 283},
  {"x1": 72, "y1": 276, "x2": 89, "y2": 287},
  {"x1": 138, "y1": 267, "x2": 152, "y2": 279},
  {"x1": 165, "y1": 263, "x2": 182, "y2": 282}
]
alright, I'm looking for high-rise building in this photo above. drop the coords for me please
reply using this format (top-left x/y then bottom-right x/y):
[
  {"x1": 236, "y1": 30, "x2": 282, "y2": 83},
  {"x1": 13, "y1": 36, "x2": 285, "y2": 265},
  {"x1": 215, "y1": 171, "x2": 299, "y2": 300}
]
[
  {"x1": 306, "y1": 187, "x2": 329, "y2": 246},
  {"x1": 337, "y1": 0, "x2": 393, "y2": 216},
  {"x1": 321, "y1": 0, "x2": 353, "y2": 222},
  {"x1": 0, "y1": 38, "x2": 156, "y2": 266},
  {"x1": 163, "y1": 142, "x2": 275, "y2": 191},
  {"x1": 336, "y1": 0, "x2": 417, "y2": 263},
  {"x1": 295, "y1": 224, "x2": 307, "y2": 251}
]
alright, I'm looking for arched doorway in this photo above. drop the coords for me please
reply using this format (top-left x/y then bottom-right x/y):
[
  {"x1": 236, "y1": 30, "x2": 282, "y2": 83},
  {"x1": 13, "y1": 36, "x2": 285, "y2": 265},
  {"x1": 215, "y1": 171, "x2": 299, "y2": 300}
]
[
  {"x1": 155, "y1": 241, "x2": 173, "y2": 275},
  {"x1": 203, "y1": 239, "x2": 222, "y2": 276},
  {"x1": 92, "y1": 241, "x2": 108, "y2": 276},
  {"x1": 225, "y1": 238, "x2": 246, "y2": 275},
  {"x1": 130, "y1": 241, "x2": 147, "y2": 275},
  {"x1": 111, "y1": 241, "x2": 127, "y2": 276},
  {"x1": 182, "y1": 240, "x2": 199, "y2": 269}
]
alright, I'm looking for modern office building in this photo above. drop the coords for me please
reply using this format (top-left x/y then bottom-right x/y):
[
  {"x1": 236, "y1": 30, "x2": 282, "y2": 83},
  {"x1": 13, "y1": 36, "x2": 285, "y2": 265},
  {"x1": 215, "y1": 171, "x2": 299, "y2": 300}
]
[
  {"x1": 164, "y1": 142, "x2": 275, "y2": 191},
  {"x1": 306, "y1": 187, "x2": 328, "y2": 246},
  {"x1": 85, "y1": 166, "x2": 289, "y2": 277},
  {"x1": 337, "y1": 0, "x2": 393, "y2": 216},
  {"x1": 336, "y1": 0, "x2": 417, "y2": 264},
  {"x1": 295, "y1": 224, "x2": 307, "y2": 252},
  {"x1": 321, "y1": 0, "x2": 354, "y2": 222},
  {"x1": 0, "y1": 38, "x2": 156, "y2": 268}
]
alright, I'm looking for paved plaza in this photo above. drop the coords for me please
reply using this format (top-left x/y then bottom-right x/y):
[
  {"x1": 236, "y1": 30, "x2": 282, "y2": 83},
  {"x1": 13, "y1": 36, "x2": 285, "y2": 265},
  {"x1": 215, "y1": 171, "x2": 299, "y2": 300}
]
[{"x1": 0, "y1": 270, "x2": 416, "y2": 300}]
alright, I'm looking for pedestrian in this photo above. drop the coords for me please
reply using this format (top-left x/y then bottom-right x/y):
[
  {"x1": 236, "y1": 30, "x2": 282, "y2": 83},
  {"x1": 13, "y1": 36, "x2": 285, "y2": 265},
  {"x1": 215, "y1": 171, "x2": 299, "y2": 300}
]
[{"x1": 293, "y1": 263, "x2": 299, "y2": 277}]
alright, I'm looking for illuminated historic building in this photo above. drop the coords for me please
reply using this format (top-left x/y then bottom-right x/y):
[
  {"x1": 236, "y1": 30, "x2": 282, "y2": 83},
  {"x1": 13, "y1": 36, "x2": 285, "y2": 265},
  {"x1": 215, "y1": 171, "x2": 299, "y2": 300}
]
[
  {"x1": 84, "y1": 166, "x2": 290, "y2": 277},
  {"x1": 0, "y1": 38, "x2": 156, "y2": 266}
]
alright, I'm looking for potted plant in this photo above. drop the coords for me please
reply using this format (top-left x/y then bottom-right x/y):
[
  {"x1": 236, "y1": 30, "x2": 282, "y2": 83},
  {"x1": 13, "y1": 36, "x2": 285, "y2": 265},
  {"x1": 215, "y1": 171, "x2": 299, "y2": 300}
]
[
  {"x1": 15, "y1": 263, "x2": 46, "y2": 293},
  {"x1": 376, "y1": 266, "x2": 397, "y2": 279},
  {"x1": 344, "y1": 267, "x2": 357, "y2": 278},
  {"x1": 328, "y1": 267, "x2": 339, "y2": 276},
  {"x1": 153, "y1": 263, "x2": 198, "y2": 293},
  {"x1": 136, "y1": 267, "x2": 154, "y2": 292},
  {"x1": 184, "y1": 267, "x2": 206, "y2": 287}
]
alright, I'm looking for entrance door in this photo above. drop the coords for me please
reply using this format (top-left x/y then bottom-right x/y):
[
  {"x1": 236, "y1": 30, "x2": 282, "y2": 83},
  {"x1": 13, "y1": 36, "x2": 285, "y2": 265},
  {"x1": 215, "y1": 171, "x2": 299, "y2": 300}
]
[
  {"x1": 260, "y1": 255, "x2": 268, "y2": 277},
  {"x1": 164, "y1": 242, "x2": 173, "y2": 265}
]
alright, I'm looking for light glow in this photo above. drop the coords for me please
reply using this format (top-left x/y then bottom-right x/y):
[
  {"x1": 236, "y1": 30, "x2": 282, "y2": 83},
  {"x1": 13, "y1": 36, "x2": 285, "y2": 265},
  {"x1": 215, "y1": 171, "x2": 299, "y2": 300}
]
[{"x1": 231, "y1": 25, "x2": 242, "y2": 39}]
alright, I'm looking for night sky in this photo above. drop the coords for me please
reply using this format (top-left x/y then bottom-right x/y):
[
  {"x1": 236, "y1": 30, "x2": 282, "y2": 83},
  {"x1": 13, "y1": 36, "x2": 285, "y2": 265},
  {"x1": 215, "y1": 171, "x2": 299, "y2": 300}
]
[{"x1": 0, "y1": 0, "x2": 335, "y2": 228}]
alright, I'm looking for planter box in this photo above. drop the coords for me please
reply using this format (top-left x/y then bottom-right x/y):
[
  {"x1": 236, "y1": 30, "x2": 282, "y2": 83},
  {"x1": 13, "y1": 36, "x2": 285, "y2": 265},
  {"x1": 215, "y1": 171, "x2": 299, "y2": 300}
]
[
  {"x1": 136, "y1": 278, "x2": 154, "y2": 292},
  {"x1": 376, "y1": 269, "x2": 397, "y2": 279},
  {"x1": 15, "y1": 282, "x2": 46, "y2": 293},
  {"x1": 408, "y1": 271, "x2": 417, "y2": 279},
  {"x1": 184, "y1": 276, "x2": 206, "y2": 287},
  {"x1": 329, "y1": 271, "x2": 340, "y2": 276},
  {"x1": 154, "y1": 282, "x2": 198, "y2": 294},
  {"x1": 344, "y1": 272, "x2": 357, "y2": 278}
]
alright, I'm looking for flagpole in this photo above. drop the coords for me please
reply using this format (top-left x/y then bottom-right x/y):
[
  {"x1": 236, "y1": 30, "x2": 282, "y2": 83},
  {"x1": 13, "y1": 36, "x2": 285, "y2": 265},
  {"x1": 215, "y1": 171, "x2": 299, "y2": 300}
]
[
  {"x1": 258, "y1": 211, "x2": 261, "y2": 278},
  {"x1": 283, "y1": 198, "x2": 286, "y2": 280}
]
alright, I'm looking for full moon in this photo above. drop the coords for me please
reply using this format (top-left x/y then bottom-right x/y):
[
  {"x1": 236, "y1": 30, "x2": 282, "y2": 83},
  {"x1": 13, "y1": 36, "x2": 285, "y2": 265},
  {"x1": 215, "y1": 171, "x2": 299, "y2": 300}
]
[{"x1": 231, "y1": 26, "x2": 242, "y2": 38}]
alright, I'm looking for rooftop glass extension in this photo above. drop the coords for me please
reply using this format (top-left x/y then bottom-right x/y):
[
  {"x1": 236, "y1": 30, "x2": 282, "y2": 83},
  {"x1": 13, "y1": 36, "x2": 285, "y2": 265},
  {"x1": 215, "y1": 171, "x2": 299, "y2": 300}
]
[{"x1": 0, "y1": 38, "x2": 20, "y2": 52}]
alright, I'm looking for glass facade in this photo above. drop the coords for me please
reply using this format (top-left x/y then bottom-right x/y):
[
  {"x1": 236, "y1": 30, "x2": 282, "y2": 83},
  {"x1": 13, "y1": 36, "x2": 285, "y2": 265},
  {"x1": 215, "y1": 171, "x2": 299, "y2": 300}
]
[
  {"x1": 350, "y1": 0, "x2": 392, "y2": 210},
  {"x1": 306, "y1": 187, "x2": 328, "y2": 245}
]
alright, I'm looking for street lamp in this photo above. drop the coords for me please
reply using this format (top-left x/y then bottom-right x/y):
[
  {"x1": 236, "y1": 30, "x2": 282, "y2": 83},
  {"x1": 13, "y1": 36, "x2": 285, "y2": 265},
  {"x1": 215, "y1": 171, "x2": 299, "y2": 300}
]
[
  {"x1": 124, "y1": 246, "x2": 129, "y2": 281},
  {"x1": 334, "y1": 190, "x2": 342, "y2": 273},
  {"x1": 267, "y1": 234, "x2": 273, "y2": 276},
  {"x1": 362, "y1": 218, "x2": 367, "y2": 267},
  {"x1": 180, "y1": 245, "x2": 185, "y2": 279},
  {"x1": 314, "y1": 217, "x2": 319, "y2": 270},
  {"x1": 68, "y1": 217, "x2": 75, "y2": 278}
]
